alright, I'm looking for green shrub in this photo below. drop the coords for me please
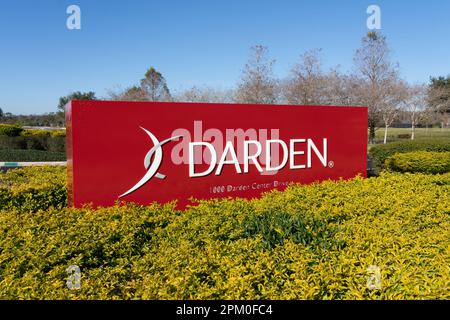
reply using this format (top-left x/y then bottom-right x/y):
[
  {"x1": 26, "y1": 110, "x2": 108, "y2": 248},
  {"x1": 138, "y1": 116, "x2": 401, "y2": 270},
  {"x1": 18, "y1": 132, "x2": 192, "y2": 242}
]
[
  {"x1": 50, "y1": 130, "x2": 66, "y2": 138},
  {"x1": 0, "y1": 167, "x2": 449, "y2": 299},
  {"x1": 46, "y1": 136, "x2": 66, "y2": 152},
  {"x1": 0, "y1": 149, "x2": 66, "y2": 162},
  {"x1": 0, "y1": 166, "x2": 67, "y2": 212},
  {"x1": 20, "y1": 130, "x2": 65, "y2": 152},
  {"x1": 25, "y1": 136, "x2": 48, "y2": 150},
  {"x1": 0, "y1": 136, "x2": 27, "y2": 150},
  {"x1": 385, "y1": 151, "x2": 450, "y2": 174},
  {"x1": 0, "y1": 135, "x2": 65, "y2": 153},
  {"x1": 21, "y1": 129, "x2": 52, "y2": 137},
  {"x1": 241, "y1": 210, "x2": 344, "y2": 250},
  {"x1": 22, "y1": 129, "x2": 65, "y2": 138},
  {"x1": 0, "y1": 124, "x2": 23, "y2": 137},
  {"x1": 370, "y1": 138, "x2": 450, "y2": 170},
  {"x1": 397, "y1": 133, "x2": 411, "y2": 139}
]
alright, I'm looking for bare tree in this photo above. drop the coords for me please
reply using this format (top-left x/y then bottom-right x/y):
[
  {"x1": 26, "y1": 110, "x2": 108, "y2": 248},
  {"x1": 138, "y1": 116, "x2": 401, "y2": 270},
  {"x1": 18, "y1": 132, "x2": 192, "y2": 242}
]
[
  {"x1": 419, "y1": 104, "x2": 438, "y2": 134},
  {"x1": 174, "y1": 86, "x2": 234, "y2": 103},
  {"x1": 108, "y1": 67, "x2": 171, "y2": 102},
  {"x1": 108, "y1": 85, "x2": 148, "y2": 101},
  {"x1": 403, "y1": 84, "x2": 428, "y2": 140},
  {"x1": 378, "y1": 80, "x2": 408, "y2": 144},
  {"x1": 353, "y1": 32, "x2": 400, "y2": 143},
  {"x1": 322, "y1": 69, "x2": 357, "y2": 106},
  {"x1": 235, "y1": 45, "x2": 278, "y2": 104},
  {"x1": 284, "y1": 49, "x2": 325, "y2": 105}
]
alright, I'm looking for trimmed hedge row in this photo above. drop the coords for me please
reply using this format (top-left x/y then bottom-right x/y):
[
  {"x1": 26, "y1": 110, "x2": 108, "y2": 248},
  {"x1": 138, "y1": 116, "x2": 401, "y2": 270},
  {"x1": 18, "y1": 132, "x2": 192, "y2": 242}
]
[
  {"x1": 0, "y1": 167, "x2": 449, "y2": 299},
  {"x1": 369, "y1": 138, "x2": 450, "y2": 170},
  {"x1": 0, "y1": 136, "x2": 66, "y2": 153},
  {"x1": 385, "y1": 151, "x2": 450, "y2": 174},
  {"x1": 0, "y1": 124, "x2": 66, "y2": 156},
  {"x1": 0, "y1": 149, "x2": 66, "y2": 162}
]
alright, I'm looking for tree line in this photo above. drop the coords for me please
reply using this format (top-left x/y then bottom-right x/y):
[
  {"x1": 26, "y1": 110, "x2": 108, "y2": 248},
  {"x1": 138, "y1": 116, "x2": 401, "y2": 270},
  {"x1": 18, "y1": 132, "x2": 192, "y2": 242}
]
[{"x1": 2, "y1": 31, "x2": 449, "y2": 143}]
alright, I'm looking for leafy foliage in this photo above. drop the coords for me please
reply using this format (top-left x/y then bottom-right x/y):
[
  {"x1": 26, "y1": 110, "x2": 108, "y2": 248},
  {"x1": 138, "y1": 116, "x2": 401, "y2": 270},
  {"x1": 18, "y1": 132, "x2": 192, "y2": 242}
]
[
  {"x1": 0, "y1": 128, "x2": 66, "y2": 156},
  {"x1": 0, "y1": 113, "x2": 65, "y2": 127},
  {"x1": 385, "y1": 151, "x2": 450, "y2": 174},
  {"x1": 0, "y1": 167, "x2": 449, "y2": 299},
  {"x1": 58, "y1": 91, "x2": 97, "y2": 113},
  {"x1": 0, "y1": 166, "x2": 66, "y2": 212},
  {"x1": 369, "y1": 138, "x2": 450, "y2": 170},
  {"x1": 21, "y1": 129, "x2": 52, "y2": 137},
  {"x1": 0, "y1": 124, "x2": 23, "y2": 137}
]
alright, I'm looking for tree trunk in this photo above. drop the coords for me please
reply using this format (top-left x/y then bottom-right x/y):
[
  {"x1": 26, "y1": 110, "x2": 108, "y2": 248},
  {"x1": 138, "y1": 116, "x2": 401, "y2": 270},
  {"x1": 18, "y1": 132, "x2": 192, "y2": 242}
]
[
  {"x1": 411, "y1": 112, "x2": 416, "y2": 140},
  {"x1": 383, "y1": 124, "x2": 388, "y2": 144}
]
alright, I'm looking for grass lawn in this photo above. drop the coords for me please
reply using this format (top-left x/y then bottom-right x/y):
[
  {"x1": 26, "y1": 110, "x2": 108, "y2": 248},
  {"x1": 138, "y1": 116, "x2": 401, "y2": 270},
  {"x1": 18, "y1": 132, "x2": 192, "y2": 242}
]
[
  {"x1": 367, "y1": 127, "x2": 450, "y2": 151},
  {"x1": 373, "y1": 127, "x2": 450, "y2": 142}
]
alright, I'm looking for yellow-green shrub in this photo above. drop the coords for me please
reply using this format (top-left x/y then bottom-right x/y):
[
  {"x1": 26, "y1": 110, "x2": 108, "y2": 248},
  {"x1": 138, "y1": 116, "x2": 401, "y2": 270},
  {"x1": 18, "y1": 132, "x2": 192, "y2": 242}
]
[
  {"x1": 50, "y1": 130, "x2": 66, "y2": 138},
  {"x1": 369, "y1": 138, "x2": 450, "y2": 170},
  {"x1": 0, "y1": 166, "x2": 66, "y2": 212},
  {"x1": 0, "y1": 167, "x2": 449, "y2": 300},
  {"x1": 21, "y1": 129, "x2": 52, "y2": 137},
  {"x1": 0, "y1": 124, "x2": 23, "y2": 137},
  {"x1": 385, "y1": 151, "x2": 450, "y2": 174}
]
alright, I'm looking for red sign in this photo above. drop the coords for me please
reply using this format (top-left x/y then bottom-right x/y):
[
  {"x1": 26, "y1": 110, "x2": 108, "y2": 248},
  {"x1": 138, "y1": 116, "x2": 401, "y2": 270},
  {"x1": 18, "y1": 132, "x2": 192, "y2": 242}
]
[{"x1": 66, "y1": 100, "x2": 367, "y2": 208}]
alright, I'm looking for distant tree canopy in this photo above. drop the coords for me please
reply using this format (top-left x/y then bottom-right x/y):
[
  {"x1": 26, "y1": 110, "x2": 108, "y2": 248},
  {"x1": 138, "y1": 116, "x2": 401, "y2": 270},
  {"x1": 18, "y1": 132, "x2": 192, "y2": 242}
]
[
  {"x1": 140, "y1": 67, "x2": 171, "y2": 102},
  {"x1": 0, "y1": 113, "x2": 65, "y2": 127},
  {"x1": 353, "y1": 31, "x2": 403, "y2": 143},
  {"x1": 430, "y1": 76, "x2": 450, "y2": 88},
  {"x1": 4, "y1": 39, "x2": 448, "y2": 132},
  {"x1": 235, "y1": 45, "x2": 278, "y2": 104},
  {"x1": 429, "y1": 76, "x2": 450, "y2": 113},
  {"x1": 109, "y1": 67, "x2": 171, "y2": 102},
  {"x1": 57, "y1": 91, "x2": 97, "y2": 112},
  {"x1": 118, "y1": 85, "x2": 148, "y2": 101}
]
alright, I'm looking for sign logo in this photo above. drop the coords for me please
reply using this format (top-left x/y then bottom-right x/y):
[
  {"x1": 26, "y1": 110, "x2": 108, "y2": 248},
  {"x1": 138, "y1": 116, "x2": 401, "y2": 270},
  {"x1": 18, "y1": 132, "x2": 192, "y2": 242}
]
[
  {"x1": 65, "y1": 101, "x2": 368, "y2": 208},
  {"x1": 119, "y1": 127, "x2": 181, "y2": 198},
  {"x1": 119, "y1": 122, "x2": 331, "y2": 198}
]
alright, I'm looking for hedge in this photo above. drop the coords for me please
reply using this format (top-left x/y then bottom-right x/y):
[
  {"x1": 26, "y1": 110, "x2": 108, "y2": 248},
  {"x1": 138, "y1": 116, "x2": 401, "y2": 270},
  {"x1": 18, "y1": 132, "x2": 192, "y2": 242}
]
[
  {"x1": 369, "y1": 138, "x2": 450, "y2": 170},
  {"x1": 50, "y1": 130, "x2": 66, "y2": 138},
  {"x1": 0, "y1": 126, "x2": 65, "y2": 153},
  {"x1": 385, "y1": 151, "x2": 450, "y2": 174},
  {"x1": 0, "y1": 166, "x2": 449, "y2": 299},
  {"x1": 21, "y1": 129, "x2": 52, "y2": 137},
  {"x1": 0, "y1": 136, "x2": 65, "y2": 153},
  {"x1": 0, "y1": 166, "x2": 66, "y2": 212},
  {"x1": 0, "y1": 124, "x2": 23, "y2": 137},
  {"x1": 22, "y1": 129, "x2": 66, "y2": 138},
  {"x1": 0, "y1": 149, "x2": 66, "y2": 162}
]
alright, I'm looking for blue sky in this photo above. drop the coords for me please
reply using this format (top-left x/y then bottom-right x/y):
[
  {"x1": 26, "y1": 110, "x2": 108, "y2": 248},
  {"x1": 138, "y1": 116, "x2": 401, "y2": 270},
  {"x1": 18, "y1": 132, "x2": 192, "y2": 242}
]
[{"x1": 1, "y1": 0, "x2": 449, "y2": 114}]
